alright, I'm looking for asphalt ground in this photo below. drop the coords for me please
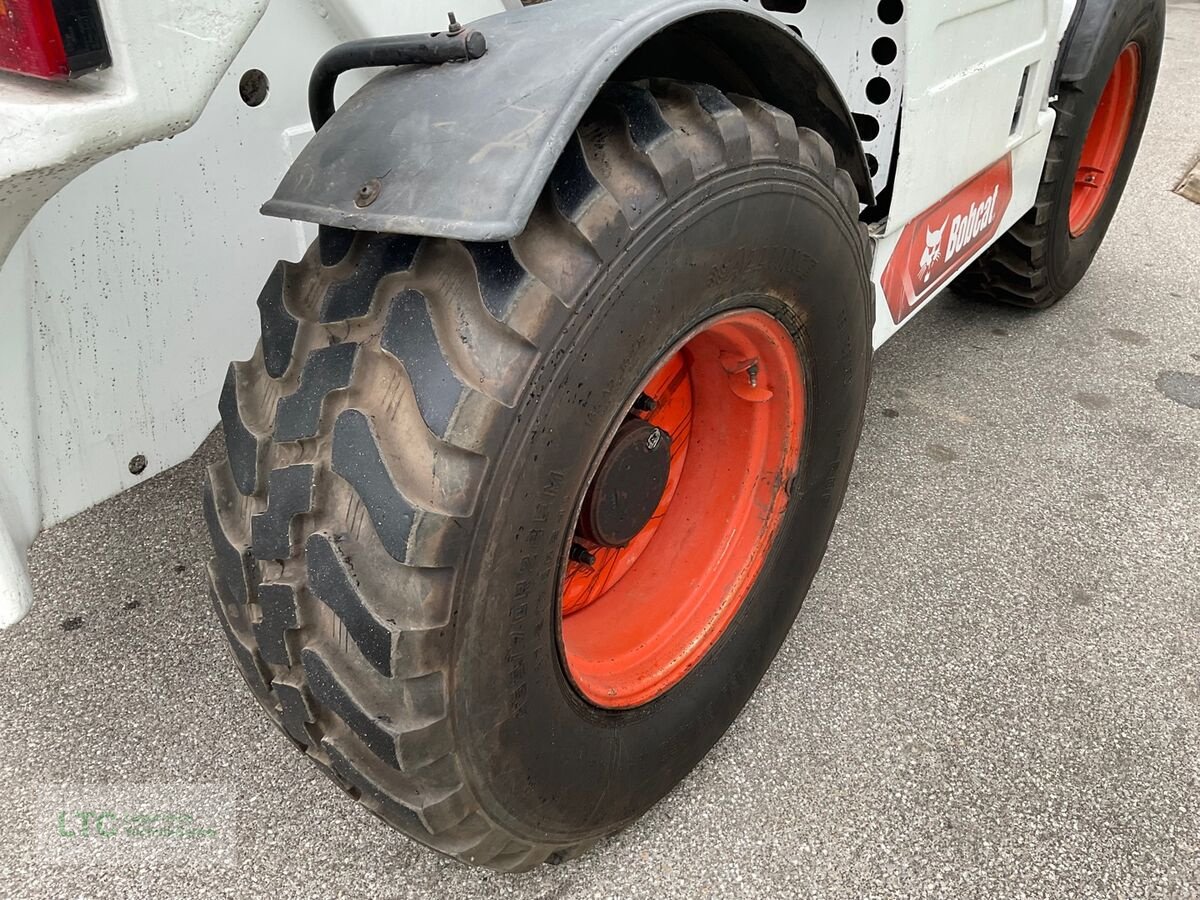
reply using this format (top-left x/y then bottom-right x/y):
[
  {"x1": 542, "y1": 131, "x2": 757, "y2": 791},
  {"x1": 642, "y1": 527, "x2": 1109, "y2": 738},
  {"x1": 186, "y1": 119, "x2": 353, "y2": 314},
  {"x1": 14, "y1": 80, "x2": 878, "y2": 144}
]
[{"x1": 3, "y1": 5, "x2": 1199, "y2": 897}]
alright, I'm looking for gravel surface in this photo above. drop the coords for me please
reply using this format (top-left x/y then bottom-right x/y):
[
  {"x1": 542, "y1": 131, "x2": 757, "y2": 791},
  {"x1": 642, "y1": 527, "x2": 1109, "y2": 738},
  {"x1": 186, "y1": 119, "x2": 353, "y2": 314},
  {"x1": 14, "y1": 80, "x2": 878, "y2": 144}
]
[{"x1": 3, "y1": 6, "x2": 1199, "y2": 898}]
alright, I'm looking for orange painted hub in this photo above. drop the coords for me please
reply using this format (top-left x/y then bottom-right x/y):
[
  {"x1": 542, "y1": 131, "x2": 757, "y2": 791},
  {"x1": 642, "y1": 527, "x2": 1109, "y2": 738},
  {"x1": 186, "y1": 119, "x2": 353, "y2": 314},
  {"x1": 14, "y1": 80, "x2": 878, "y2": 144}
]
[
  {"x1": 559, "y1": 310, "x2": 806, "y2": 709},
  {"x1": 1069, "y1": 43, "x2": 1142, "y2": 237}
]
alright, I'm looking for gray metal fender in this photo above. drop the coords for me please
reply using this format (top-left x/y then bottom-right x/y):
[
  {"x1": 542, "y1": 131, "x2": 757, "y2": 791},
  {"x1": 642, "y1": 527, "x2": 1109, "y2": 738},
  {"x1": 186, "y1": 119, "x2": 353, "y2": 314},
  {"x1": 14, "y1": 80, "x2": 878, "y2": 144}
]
[
  {"x1": 262, "y1": 0, "x2": 874, "y2": 242},
  {"x1": 1054, "y1": 0, "x2": 1165, "y2": 85}
]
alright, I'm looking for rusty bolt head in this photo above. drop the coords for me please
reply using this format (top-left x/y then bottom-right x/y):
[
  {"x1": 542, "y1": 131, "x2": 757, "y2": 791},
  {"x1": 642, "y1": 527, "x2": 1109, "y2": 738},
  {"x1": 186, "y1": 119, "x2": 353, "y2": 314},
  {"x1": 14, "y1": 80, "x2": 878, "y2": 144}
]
[
  {"x1": 354, "y1": 178, "x2": 382, "y2": 208},
  {"x1": 569, "y1": 543, "x2": 596, "y2": 566},
  {"x1": 633, "y1": 393, "x2": 658, "y2": 413}
]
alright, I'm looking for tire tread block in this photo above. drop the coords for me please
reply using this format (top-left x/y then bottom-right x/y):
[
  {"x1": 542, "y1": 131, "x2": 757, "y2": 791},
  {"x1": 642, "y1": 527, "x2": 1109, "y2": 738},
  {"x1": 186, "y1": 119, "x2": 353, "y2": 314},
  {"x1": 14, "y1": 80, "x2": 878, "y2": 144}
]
[
  {"x1": 318, "y1": 225, "x2": 356, "y2": 268},
  {"x1": 321, "y1": 236, "x2": 420, "y2": 322},
  {"x1": 463, "y1": 241, "x2": 527, "y2": 322},
  {"x1": 208, "y1": 581, "x2": 271, "y2": 699},
  {"x1": 331, "y1": 410, "x2": 420, "y2": 562},
  {"x1": 378, "y1": 289, "x2": 467, "y2": 438},
  {"x1": 203, "y1": 479, "x2": 253, "y2": 606},
  {"x1": 250, "y1": 466, "x2": 315, "y2": 561},
  {"x1": 306, "y1": 533, "x2": 395, "y2": 676},
  {"x1": 253, "y1": 583, "x2": 299, "y2": 667},
  {"x1": 257, "y1": 262, "x2": 298, "y2": 379},
  {"x1": 301, "y1": 648, "x2": 402, "y2": 768},
  {"x1": 276, "y1": 342, "x2": 358, "y2": 442},
  {"x1": 273, "y1": 675, "x2": 318, "y2": 747},
  {"x1": 218, "y1": 365, "x2": 260, "y2": 496}
]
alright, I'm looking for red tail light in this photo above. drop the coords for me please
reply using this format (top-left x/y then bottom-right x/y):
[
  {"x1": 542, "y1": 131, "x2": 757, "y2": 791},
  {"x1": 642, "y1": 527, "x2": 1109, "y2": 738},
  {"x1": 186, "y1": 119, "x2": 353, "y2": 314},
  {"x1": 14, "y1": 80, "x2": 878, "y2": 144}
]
[{"x1": 0, "y1": 0, "x2": 110, "y2": 80}]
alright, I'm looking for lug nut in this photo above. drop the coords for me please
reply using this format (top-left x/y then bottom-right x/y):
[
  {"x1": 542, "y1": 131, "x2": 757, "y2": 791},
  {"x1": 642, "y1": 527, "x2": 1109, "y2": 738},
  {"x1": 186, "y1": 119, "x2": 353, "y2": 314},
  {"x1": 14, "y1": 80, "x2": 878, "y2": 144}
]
[
  {"x1": 569, "y1": 543, "x2": 596, "y2": 566},
  {"x1": 633, "y1": 393, "x2": 658, "y2": 413}
]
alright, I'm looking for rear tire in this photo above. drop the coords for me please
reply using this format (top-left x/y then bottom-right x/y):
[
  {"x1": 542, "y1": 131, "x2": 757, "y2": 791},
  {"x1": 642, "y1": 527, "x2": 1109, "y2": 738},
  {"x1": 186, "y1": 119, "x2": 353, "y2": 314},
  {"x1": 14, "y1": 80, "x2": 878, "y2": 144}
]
[
  {"x1": 206, "y1": 80, "x2": 872, "y2": 871},
  {"x1": 956, "y1": 0, "x2": 1164, "y2": 309}
]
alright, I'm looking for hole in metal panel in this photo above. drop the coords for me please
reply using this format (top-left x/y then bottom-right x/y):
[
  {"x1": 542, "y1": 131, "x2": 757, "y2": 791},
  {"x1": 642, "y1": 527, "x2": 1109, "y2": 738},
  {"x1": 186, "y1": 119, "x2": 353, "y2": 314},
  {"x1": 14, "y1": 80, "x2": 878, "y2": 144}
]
[
  {"x1": 877, "y1": 0, "x2": 904, "y2": 25},
  {"x1": 1011, "y1": 65, "x2": 1032, "y2": 135},
  {"x1": 239, "y1": 69, "x2": 270, "y2": 107},
  {"x1": 866, "y1": 77, "x2": 892, "y2": 105},
  {"x1": 872, "y1": 36, "x2": 898, "y2": 66},
  {"x1": 853, "y1": 113, "x2": 881, "y2": 141}
]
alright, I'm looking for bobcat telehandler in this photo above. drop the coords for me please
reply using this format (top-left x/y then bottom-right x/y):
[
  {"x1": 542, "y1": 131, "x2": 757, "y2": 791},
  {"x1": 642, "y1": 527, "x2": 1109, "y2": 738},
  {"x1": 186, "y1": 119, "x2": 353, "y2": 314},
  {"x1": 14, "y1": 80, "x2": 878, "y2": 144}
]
[{"x1": 0, "y1": 0, "x2": 1163, "y2": 872}]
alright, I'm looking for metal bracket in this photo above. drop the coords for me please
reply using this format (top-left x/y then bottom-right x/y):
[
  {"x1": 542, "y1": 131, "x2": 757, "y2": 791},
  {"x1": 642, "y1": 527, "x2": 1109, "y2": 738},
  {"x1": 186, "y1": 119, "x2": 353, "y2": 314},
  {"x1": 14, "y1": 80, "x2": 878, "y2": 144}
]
[{"x1": 308, "y1": 14, "x2": 488, "y2": 131}]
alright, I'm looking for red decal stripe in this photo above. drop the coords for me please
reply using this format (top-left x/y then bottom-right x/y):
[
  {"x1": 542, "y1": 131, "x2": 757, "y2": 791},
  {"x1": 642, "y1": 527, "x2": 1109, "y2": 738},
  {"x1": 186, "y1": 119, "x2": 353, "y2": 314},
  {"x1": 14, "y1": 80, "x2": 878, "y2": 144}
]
[{"x1": 881, "y1": 155, "x2": 1014, "y2": 325}]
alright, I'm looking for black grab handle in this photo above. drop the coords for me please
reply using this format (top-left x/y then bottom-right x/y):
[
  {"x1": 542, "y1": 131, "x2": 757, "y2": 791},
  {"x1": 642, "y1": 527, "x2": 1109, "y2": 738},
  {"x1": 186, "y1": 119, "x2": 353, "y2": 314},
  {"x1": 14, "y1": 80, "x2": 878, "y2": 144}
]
[{"x1": 308, "y1": 21, "x2": 487, "y2": 131}]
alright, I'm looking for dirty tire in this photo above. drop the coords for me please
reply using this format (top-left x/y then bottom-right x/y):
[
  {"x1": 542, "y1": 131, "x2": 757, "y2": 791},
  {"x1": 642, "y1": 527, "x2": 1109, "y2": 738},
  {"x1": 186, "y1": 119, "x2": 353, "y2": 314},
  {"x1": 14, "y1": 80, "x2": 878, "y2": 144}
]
[
  {"x1": 955, "y1": 0, "x2": 1164, "y2": 309},
  {"x1": 206, "y1": 79, "x2": 872, "y2": 871}
]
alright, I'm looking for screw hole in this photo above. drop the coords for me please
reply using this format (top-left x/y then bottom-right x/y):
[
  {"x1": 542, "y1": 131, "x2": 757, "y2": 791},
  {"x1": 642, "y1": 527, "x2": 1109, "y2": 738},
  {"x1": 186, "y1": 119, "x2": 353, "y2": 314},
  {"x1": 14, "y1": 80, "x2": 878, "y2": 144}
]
[
  {"x1": 239, "y1": 69, "x2": 269, "y2": 107},
  {"x1": 129, "y1": 454, "x2": 148, "y2": 476}
]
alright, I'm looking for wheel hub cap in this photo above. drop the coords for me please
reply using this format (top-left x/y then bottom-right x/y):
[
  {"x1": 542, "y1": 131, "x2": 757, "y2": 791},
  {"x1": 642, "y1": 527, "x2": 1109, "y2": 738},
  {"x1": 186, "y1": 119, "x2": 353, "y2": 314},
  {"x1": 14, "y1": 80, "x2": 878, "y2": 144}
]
[{"x1": 579, "y1": 420, "x2": 671, "y2": 548}]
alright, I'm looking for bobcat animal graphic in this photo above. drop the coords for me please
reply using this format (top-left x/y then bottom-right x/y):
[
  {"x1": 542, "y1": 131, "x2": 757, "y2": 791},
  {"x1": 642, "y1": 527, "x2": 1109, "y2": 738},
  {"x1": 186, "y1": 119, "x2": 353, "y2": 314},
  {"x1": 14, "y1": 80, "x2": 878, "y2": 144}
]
[{"x1": 919, "y1": 218, "x2": 948, "y2": 285}]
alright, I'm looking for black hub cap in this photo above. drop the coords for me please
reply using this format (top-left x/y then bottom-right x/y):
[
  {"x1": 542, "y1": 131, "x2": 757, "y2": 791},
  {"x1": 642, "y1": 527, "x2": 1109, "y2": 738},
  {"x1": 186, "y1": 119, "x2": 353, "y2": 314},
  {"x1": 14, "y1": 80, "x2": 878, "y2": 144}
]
[{"x1": 578, "y1": 419, "x2": 671, "y2": 548}]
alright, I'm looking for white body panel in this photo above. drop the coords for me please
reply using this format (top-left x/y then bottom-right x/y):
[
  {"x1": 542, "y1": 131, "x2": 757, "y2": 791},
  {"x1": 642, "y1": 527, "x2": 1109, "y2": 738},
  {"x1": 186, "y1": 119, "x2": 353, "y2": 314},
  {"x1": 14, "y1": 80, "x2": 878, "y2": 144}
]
[
  {"x1": 0, "y1": 0, "x2": 509, "y2": 623},
  {"x1": 743, "y1": 1, "x2": 907, "y2": 198},
  {"x1": 872, "y1": 0, "x2": 1066, "y2": 346},
  {"x1": 0, "y1": 0, "x2": 1077, "y2": 623}
]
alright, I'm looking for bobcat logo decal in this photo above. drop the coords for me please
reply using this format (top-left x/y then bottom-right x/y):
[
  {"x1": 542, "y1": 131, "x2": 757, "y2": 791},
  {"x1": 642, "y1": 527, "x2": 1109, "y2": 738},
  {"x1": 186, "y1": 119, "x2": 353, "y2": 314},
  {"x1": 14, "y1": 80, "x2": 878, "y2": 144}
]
[
  {"x1": 918, "y1": 219, "x2": 947, "y2": 285},
  {"x1": 880, "y1": 154, "x2": 1014, "y2": 326}
]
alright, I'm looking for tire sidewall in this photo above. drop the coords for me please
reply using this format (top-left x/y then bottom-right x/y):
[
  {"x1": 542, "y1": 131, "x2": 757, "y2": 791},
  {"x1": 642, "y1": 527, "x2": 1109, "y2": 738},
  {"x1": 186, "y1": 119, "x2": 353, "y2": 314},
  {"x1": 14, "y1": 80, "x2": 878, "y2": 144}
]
[
  {"x1": 451, "y1": 165, "x2": 871, "y2": 843},
  {"x1": 1047, "y1": 0, "x2": 1164, "y2": 292}
]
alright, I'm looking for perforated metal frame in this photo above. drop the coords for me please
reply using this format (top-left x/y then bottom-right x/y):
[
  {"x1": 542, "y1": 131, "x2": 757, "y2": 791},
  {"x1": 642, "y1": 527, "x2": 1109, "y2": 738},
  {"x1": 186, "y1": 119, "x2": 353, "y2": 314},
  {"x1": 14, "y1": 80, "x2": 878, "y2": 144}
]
[{"x1": 747, "y1": 0, "x2": 906, "y2": 197}]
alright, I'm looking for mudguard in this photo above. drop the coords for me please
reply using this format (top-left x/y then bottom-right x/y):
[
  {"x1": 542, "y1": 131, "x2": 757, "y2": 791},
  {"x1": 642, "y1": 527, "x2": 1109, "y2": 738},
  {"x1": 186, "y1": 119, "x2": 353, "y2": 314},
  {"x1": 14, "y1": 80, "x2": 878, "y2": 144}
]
[
  {"x1": 262, "y1": 0, "x2": 873, "y2": 242},
  {"x1": 1055, "y1": 0, "x2": 1165, "y2": 84}
]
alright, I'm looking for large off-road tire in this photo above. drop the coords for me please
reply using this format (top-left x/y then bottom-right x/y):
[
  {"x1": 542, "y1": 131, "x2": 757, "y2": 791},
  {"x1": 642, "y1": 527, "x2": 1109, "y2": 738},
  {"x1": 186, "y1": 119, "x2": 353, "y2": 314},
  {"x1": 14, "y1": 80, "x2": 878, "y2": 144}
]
[
  {"x1": 205, "y1": 79, "x2": 872, "y2": 871},
  {"x1": 956, "y1": 0, "x2": 1164, "y2": 309}
]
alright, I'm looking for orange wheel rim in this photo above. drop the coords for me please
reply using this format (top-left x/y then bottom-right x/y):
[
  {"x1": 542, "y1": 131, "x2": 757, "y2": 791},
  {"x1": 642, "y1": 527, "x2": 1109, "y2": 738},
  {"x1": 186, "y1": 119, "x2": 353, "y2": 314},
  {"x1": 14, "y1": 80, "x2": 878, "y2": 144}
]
[
  {"x1": 559, "y1": 310, "x2": 806, "y2": 709},
  {"x1": 1069, "y1": 43, "x2": 1142, "y2": 238}
]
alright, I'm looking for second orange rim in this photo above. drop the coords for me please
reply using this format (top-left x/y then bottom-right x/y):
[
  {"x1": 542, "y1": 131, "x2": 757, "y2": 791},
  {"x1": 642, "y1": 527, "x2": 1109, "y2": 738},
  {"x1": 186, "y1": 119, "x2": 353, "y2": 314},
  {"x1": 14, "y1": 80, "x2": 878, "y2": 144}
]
[{"x1": 1069, "y1": 42, "x2": 1142, "y2": 238}]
